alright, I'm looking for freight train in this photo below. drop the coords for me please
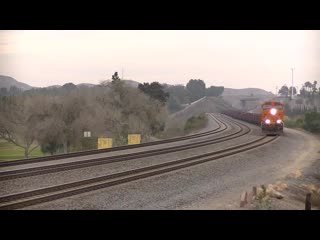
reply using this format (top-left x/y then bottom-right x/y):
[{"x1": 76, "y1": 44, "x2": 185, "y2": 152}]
[
  {"x1": 260, "y1": 101, "x2": 284, "y2": 135},
  {"x1": 223, "y1": 101, "x2": 284, "y2": 135}
]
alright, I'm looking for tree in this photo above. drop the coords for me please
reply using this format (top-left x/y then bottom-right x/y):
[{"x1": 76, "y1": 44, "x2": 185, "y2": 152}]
[
  {"x1": 289, "y1": 86, "x2": 297, "y2": 96},
  {"x1": 38, "y1": 118, "x2": 65, "y2": 155},
  {"x1": 312, "y1": 81, "x2": 318, "y2": 94},
  {"x1": 278, "y1": 85, "x2": 289, "y2": 97},
  {"x1": 0, "y1": 88, "x2": 8, "y2": 96},
  {"x1": 61, "y1": 83, "x2": 77, "y2": 92},
  {"x1": 8, "y1": 86, "x2": 22, "y2": 95},
  {"x1": 95, "y1": 81, "x2": 168, "y2": 145},
  {"x1": 138, "y1": 82, "x2": 169, "y2": 104},
  {"x1": 54, "y1": 92, "x2": 89, "y2": 153},
  {"x1": 304, "y1": 81, "x2": 313, "y2": 94},
  {"x1": 164, "y1": 85, "x2": 189, "y2": 104},
  {"x1": 164, "y1": 84, "x2": 190, "y2": 113},
  {"x1": 300, "y1": 87, "x2": 306, "y2": 97},
  {"x1": 166, "y1": 95, "x2": 184, "y2": 113},
  {"x1": 205, "y1": 86, "x2": 224, "y2": 97},
  {"x1": 112, "y1": 71, "x2": 121, "y2": 83},
  {"x1": 186, "y1": 79, "x2": 206, "y2": 102},
  {"x1": 0, "y1": 95, "x2": 47, "y2": 158}
]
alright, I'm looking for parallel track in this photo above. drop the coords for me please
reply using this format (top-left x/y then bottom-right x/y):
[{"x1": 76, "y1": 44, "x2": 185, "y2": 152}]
[
  {"x1": 0, "y1": 132, "x2": 279, "y2": 210},
  {"x1": 0, "y1": 114, "x2": 248, "y2": 181}
]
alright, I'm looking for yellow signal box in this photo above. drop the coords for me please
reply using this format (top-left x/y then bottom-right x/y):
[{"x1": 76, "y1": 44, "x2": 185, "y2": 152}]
[
  {"x1": 98, "y1": 138, "x2": 112, "y2": 149},
  {"x1": 128, "y1": 134, "x2": 141, "y2": 145}
]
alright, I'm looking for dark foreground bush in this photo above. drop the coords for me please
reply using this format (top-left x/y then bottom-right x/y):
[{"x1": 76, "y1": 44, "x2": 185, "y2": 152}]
[{"x1": 304, "y1": 112, "x2": 320, "y2": 133}]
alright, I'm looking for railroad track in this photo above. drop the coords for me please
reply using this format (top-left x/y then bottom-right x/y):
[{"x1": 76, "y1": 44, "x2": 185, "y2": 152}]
[
  {"x1": 0, "y1": 114, "x2": 225, "y2": 167},
  {"x1": 0, "y1": 131, "x2": 279, "y2": 210},
  {"x1": 0, "y1": 114, "x2": 248, "y2": 181}
]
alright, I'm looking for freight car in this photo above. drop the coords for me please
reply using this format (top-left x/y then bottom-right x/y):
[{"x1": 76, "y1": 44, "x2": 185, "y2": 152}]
[{"x1": 222, "y1": 110, "x2": 260, "y2": 125}]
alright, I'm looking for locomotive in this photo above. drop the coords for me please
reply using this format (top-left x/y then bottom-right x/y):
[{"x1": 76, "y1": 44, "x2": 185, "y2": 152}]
[
  {"x1": 222, "y1": 100, "x2": 285, "y2": 136},
  {"x1": 260, "y1": 101, "x2": 284, "y2": 135}
]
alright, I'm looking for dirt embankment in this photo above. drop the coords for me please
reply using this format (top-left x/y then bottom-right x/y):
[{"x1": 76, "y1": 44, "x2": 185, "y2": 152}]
[{"x1": 242, "y1": 131, "x2": 320, "y2": 210}]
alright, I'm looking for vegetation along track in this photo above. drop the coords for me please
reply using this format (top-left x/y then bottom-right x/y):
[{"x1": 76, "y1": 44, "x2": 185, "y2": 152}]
[
  {"x1": 0, "y1": 114, "x2": 250, "y2": 180},
  {"x1": 0, "y1": 114, "x2": 224, "y2": 167},
  {"x1": 0, "y1": 130, "x2": 279, "y2": 210}
]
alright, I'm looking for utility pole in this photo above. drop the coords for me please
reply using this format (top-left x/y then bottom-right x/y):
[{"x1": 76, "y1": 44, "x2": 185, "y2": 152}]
[
  {"x1": 276, "y1": 86, "x2": 278, "y2": 96},
  {"x1": 122, "y1": 68, "x2": 124, "y2": 80},
  {"x1": 291, "y1": 68, "x2": 295, "y2": 99}
]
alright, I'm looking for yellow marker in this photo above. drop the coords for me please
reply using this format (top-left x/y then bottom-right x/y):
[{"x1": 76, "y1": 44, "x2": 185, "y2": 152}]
[
  {"x1": 128, "y1": 134, "x2": 141, "y2": 145},
  {"x1": 98, "y1": 138, "x2": 112, "y2": 149}
]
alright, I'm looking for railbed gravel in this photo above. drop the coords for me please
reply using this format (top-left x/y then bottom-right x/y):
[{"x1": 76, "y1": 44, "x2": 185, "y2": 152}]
[{"x1": 5, "y1": 115, "x2": 317, "y2": 210}]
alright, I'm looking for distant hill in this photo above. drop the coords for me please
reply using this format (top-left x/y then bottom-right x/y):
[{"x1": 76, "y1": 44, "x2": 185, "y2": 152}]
[
  {"x1": 0, "y1": 75, "x2": 141, "y2": 92},
  {"x1": 77, "y1": 83, "x2": 96, "y2": 88},
  {"x1": 220, "y1": 88, "x2": 275, "y2": 112},
  {"x1": 46, "y1": 85, "x2": 62, "y2": 89},
  {"x1": 123, "y1": 79, "x2": 140, "y2": 88},
  {"x1": 0, "y1": 75, "x2": 33, "y2": 90},
  {"x1": 222, "y1": 88, "x2": 274, "y2": 96},
  {"x1": 76, "y1": 79, "x2": 140, "y2": 88}
]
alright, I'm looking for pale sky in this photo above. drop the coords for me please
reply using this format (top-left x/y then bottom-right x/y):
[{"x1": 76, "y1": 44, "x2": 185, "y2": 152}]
[{"x1": 0, "y1": 30, "x2": 319, "y2": 92}]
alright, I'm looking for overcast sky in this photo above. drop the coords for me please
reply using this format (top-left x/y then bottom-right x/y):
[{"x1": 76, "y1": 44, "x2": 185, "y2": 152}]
[{"x1": 0, "y1": 30, "x2": 319, "y2": 92}]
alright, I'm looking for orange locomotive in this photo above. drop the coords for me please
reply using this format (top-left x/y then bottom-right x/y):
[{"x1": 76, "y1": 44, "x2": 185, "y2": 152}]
[{"x1": 261, "y1": 101, "x2": 284, "y2": 135}]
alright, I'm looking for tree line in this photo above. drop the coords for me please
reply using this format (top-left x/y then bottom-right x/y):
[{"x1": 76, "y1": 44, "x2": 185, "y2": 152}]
[
  {"x1": 278, "y1": 81, "x2": 318, "y2": 98},
  {"x1": 0, "y1": 73, "x2": 167, "y2": 158},
  {"x1": 0, "y1": 73, "x2": 224, "y2": 158},
  {"x1": 0, "y1": 86, "x2": 23, "y2": 96},
  {"x1": 163, "y1": 79, "x2": 224, "y2": 113}
]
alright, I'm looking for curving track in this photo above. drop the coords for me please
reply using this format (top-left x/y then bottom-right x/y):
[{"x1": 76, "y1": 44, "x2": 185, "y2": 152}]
[
  {"x1": 0, "y1": 114, "x2": 242, "y2": 180},
  {"x1": 0, "y1": 113, "x2": 279, "y2": 210}
]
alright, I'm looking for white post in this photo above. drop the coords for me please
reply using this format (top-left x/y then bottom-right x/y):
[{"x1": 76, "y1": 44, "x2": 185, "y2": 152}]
[{"x1": 291, "y1": 68, "x2": 295, "y2": 98}]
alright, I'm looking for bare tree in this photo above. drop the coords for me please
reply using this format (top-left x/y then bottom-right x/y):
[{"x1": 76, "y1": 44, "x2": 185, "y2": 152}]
[{"x1": 0, "y1": 95, "x2": 47, "y2": 158}]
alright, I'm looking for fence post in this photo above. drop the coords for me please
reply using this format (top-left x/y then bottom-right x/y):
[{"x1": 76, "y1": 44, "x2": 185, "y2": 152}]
[
  {"x1": 305, "y1": 193, "x2": 311, "y2": 210},
  {"x1": 252, "y1": 186, "x2": 257, "y2": 197},
  {"x1": 240, "y1": 192, "x2": 248, "y2": 207}
]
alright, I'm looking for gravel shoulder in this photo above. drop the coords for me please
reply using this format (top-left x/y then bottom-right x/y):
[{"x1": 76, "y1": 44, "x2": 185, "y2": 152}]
[
  {"x1": 20, "y1": 119, "x2": 319, "y2": 210},
  {"x1": 180, "y1": 128, "x2": 320, "y2": 210},
  {"x1": 246, "y1": 130, "x2": 320, "y2": 210}
]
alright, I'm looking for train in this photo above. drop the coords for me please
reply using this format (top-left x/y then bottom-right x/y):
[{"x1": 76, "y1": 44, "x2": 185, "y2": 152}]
[
  {"x1": 222, "y1": 101, "x2": 284, "y2": 135},
  {"x1": 260, "y1": 101, "x2": 284, "y2": 135}
]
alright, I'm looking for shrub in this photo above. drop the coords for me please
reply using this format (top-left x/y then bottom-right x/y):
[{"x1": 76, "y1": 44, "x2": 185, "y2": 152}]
[
  {"x1": 304, "y1": 111, "x2": 320, "y2": 133},
  {"x1": 184, "y1": 113, "x2": 208, "y2": 134},
  {"x1": 284, "y1": 116, "x2": 304, "y2": 129}
]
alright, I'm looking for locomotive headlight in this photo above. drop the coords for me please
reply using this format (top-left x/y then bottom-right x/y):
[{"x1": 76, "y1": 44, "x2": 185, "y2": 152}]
[
  {"x1": 270, "y1": 108, "x2": 277, "y2": 115},
  {"x1": 276, "y1": 119, "x2": 282, "y2": 124},
  {"x1": 265, "y1": 119, "x2": 271, "y2": 124}
]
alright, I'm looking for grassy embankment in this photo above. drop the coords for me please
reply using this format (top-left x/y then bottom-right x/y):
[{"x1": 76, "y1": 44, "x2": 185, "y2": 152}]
[
  {"x1": 156, "y1": 113, "x2": 208, "y2": 139},
  {"x1": 0, "y1": 139, "x2": 43, "y2": 161}
]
